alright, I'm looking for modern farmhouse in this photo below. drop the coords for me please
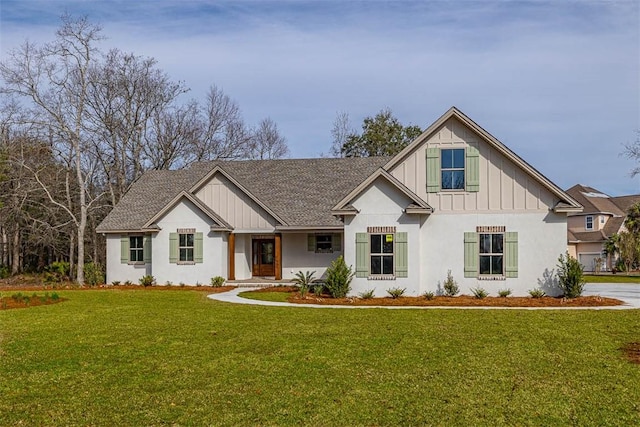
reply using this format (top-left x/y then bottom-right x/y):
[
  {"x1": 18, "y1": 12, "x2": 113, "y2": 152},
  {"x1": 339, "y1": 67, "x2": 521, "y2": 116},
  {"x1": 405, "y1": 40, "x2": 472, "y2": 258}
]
[{"x1": 97, "y1": 107, "x2": 582, "y2": 296}]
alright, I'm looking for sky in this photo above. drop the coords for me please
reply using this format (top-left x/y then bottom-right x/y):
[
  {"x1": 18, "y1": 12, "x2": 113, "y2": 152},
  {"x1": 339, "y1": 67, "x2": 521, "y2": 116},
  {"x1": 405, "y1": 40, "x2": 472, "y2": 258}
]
[{"x1": 1, "y1": 0, "x2": 639, "y2": 195}]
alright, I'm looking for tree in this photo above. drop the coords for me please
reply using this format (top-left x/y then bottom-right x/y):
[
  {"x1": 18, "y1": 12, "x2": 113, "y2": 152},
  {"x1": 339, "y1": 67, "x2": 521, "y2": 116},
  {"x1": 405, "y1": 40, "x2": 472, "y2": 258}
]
[
  {"x1": 340, "y1": 108, "x2": 423, "y2": 157},
  {"x1": 329, "y1": 111, "x2": 353, "y2": 158},
  {"x1": 0, "y1": 15, "x2": 104, "y2": 284},
  {"x1": 617, "y1": 231, "x2": 639, "y2": 273},
  {"x1": 603, "y1": 233, "x2": 619, "y2": 271},
  {"x1": 622, "y1": 130, "x2": 640, "y2": 177},
  {"x1": 624, "y1": 201, "x2": 640, "y2": 234},
  {"x1": 247, "y1": 118, "x2": 289, "y2": 160}
]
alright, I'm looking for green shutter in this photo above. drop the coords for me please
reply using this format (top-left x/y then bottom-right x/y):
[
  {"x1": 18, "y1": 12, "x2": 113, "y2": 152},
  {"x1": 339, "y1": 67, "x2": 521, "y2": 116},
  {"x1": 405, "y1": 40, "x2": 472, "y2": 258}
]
[
  {"x1": 169, "y1": 233, "x2": 178, "y2": 263},
  {"x1": 466, "y1": 146, "x2": 480, "y2": 192},
  {"x1": 426, "y1": 147, "x2": 440, "y2": 193},
  {"x1": 307, "y1": 234, "x2": 315, "y2": 251},
  {"x1": 505, "y1": 232, "x2": 518, "y2": 278},
  {"x1": 120, "y1": 236, "x2": 129, "y2": 264},
  {"x1": 143, "y1": 235, "x2": 152, "y2": 263},
  {"x1": 395, "y1": 232, "x2": 408, "y2": 278},
  {"x1": 355, "y1": 233, "x2": 369, "y2": 278},
  {"x1": 332, "y1": 233, "x2": 342, "y2": 252},
  {"x1": 464, "y1": 232, "x2": 478, "y2": 278},
  {"x1": 195, "y1": 232, "x2": 204, "y2": 263}
]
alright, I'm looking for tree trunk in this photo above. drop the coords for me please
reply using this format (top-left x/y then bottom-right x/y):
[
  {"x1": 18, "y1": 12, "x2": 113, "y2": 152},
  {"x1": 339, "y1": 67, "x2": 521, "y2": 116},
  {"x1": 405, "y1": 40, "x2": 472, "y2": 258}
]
[
  {"x1": 11, "y1": 226, "x2": 20, "y2": 275},
  {"x1": 69, "y1": 232, "x2": 75, "y2": 281}
]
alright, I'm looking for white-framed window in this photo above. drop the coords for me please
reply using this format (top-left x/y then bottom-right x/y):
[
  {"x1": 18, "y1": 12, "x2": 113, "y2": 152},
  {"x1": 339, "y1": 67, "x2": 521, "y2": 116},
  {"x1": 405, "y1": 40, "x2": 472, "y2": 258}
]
[
  {"x1": 479, "y1": 233, "x2": 504, "y2": 276},
  {"x1": 441, "y1": 148, "x2": 465, "y2": 190},
  {"x1": 179, "y1": 233, "x2": 195, "y2": 262},
  {"x1": 370, "y1": 233, "x2": 395, "y2": 275},
  {"x1": 129, "y1": 236, "x2": 144, "y2": 262},
  {"x1": 586, "y1": 216, "x2": 594, "y2": 230}
]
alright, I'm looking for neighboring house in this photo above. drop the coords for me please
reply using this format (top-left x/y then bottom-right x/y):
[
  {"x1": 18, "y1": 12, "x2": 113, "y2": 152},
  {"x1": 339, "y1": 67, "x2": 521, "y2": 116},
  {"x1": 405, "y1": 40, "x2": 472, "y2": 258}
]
[
  {"x1": 566, "y1": 184, "x2": 640, "y2": 271},
  {"x1": 97, "y1": 107, "x2": 582, "y2": 296}
]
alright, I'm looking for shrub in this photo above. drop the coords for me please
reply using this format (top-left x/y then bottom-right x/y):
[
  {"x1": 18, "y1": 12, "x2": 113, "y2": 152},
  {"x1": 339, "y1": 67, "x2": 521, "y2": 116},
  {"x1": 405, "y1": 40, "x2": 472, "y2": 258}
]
[
  {"x1": 165, "y1": 281, "x2": 173, "y2": 286},
  {"x1": 44, "y1": 261, "x2": 70, "y2": 283},
  {"x1": 529, "y1": 288, "x2": 546, "y2": 298},
  {"x1": 423, "y1": 291, "x2": 435, "y2": 300},
  {"x1": 139, "y1": 275, "x2": 155, "y2": 287},
  {"x1": 324, "y1": 256, "x2": 354, "y2": 298},
  {"x1": 292, "y1": 270, "x2": 316, "y2": 298},
  {"x1": 470, "y1": 287, "x2": 488, "y2": 299},
  {"x1": 84, "y1": 262, "x2": 105, "y2": 286},
  {"x1": 111, "y1": 281, "x2": 121, "y2": 286},
  {"x1": 312, "y1": 282, "x2": 325, "y2": 296},
  {"x1": 443, "y1": 270, "x2": 459, "y2": 297},
  {"x1": 124, "y1": 280, "x2": 133, "y2": 286},
  {"x1": 556, "y1": 252, "x2": 585, "y2": 299},
  {"x1": 386, "y1": 287, "x2": 406, "y2": 299},
  {"x1": 498, "y1": 288, "x2": 512, "y2": 298},
  {"x1": 210, "y1": 276, "x2": 225, "y2": 287},
  {"x1": 359, "y1": 289, "x2": 375, "y2": 299},
  {"x1": 0, "y1": 265, "x2": 10, "y2": 279}
]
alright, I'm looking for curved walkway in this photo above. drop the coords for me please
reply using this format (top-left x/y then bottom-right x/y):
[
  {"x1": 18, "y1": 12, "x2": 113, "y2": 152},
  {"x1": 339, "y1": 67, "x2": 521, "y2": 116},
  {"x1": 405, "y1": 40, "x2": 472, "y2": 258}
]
[{"x1": 208, "y1": 283, "x2": 640, "y2": 310}]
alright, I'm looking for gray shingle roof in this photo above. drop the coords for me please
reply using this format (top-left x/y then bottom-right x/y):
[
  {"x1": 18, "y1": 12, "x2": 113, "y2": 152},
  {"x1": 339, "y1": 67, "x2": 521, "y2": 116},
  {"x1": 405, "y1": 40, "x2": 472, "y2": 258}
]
[{"x1": 97, "y1": 157, "x2": 389, "y2": 232}]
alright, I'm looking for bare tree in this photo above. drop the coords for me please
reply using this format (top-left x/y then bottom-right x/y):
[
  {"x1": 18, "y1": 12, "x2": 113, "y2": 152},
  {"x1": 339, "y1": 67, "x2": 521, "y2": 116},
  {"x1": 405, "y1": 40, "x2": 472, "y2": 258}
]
[
  {"x1": 0, "y1": 15, "x2": 104, "y2": 284},
  {"x1": 247, "y1": 118, "x2": 289, "y2": 160},
  {"x1": 622, "y1": 130, "x2": 640, "y2": 177},
  {"x1": 329, "y1": 111, "x2": 353, "y2": 158}
]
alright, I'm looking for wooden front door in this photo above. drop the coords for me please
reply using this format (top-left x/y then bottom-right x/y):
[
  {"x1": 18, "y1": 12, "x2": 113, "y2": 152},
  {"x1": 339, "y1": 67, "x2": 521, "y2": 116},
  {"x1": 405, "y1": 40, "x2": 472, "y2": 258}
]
[{"x1": 252, "y1": 239, "x2": 275, "y2": 277}]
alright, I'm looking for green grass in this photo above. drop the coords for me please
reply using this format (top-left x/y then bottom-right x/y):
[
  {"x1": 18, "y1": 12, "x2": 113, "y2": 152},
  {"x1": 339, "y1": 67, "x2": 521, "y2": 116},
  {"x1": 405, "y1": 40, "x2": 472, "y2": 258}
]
[
  {"x1": 584, "y1": 274, "x2": 640, "y2": 283},
  {"x1": 1, "y1": 289, "x2": 639, "y2": 426},
  {"x1": 238, "y1": 290, "x2": 291, "y2": 302}
]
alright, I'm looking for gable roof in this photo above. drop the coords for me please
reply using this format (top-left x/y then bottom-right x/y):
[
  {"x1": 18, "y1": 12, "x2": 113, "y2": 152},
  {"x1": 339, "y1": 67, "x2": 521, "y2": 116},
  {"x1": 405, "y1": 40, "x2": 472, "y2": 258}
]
[
  {"x1": 565, "y1": 184, "x2": 625, "y2": 216},
  {"x1": 142, "y1": 191, "x2": 233, "y2": 231},
  {"x1": 331, "y1": 168, "x2": 433, "y2": 215},
  {"x1": 385, "y1": 106, "x2": 582, "y2": 213},
  {"x1": 97, "y1": 157, "x2": 388, "y2": 233}
]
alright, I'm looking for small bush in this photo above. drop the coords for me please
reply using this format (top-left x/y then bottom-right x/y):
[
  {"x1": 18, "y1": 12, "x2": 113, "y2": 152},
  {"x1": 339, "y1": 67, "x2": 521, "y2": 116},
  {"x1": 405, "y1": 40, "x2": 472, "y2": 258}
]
[
  {"x1": 210, "y1": 276, "x2": 225, "y2": 287},
  {"x1": 0, "y1": 265, "x2": 10, "y2": 279},
  {"x1": 556, "y1": 252, "x2": 585, "y2": 299},
  {"x1": 179, "y1": 282, "x2": 185, "y2": 287},
  {"x1": 165, "y1": 281, "x2": 173, "y2": 286},
  {"x1": 529, "y1": 288, "x2": 546, "y2": 298},
  {"x1": 386, "y1": 287, "x2": 406, "y2": 299},
  {"x1": 470, "y1": 287, "x2": 488, "y2": 299},
  {"x1": 111, "y1": 280, "x2": 121, "y2": 286},
  {"x1": 324, "y1": 256, "x2": 354, "y2": 298},
  {"x1": 124, "y1": 280, "x2": 133, "y2": 286},
  {"x1": 359, "y1": 289, "x2": 375, "y2": 299},
  {"x1": 195, "y1": 281, "x2": 202, "y2": 287},
  {"x1": 139, "y1": 275, "x2": 155, "y2": 287},
  {"x1": 312, "y1": 282, "x2": 325, "y2": 296},
  {"x1": 498, "y1": 288, "x2": 512, "y2": 298},
  {"x1": 83, "y1": 262, "x2": 105, "y2": 286},
  {"x1": 423, "y1": 291, "x2": 435, "y2": 300},
  {"x1": 44, "y1": 261, "x2": 70, "y2": 283},
  {"x1": 51, "y1": 293, "x2": 59, "y2": 300},
  {"x1": 292, "y1": 271, "x2": 316, "y2": 298},
  {"x1": 443, "y1": 270, "x2": 459, "y2": 297}
]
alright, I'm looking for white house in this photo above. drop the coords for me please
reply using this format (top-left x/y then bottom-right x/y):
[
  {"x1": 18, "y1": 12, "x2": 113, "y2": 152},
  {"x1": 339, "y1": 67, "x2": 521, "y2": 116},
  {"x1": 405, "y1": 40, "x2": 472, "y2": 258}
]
[{"x1": 97, "y1": 107, "x2": 582, "y2": 296}]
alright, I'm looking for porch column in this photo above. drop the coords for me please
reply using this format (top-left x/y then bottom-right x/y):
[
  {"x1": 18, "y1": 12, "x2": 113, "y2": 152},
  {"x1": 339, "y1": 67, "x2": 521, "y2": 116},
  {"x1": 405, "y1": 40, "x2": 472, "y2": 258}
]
[
  {"x1": 228, "y1": 233, "x2": 235, "y2": 281},
  {"x1": 274, "y1": 233, "x2": 282, "y2": 280}
]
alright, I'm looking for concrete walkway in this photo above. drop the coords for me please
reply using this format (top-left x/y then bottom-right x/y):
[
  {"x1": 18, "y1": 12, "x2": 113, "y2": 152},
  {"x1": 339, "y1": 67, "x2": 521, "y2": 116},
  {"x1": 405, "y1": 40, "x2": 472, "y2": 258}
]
[{"x1": 208, "y1": 283, "x2": 640, "y2": 310}]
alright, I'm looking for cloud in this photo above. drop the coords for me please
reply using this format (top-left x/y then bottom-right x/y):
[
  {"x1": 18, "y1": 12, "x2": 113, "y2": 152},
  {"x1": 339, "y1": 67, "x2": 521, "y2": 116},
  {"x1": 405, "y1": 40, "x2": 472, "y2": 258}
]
[{"x1": 1, "y1": 0, "x2": 638, "y2": 194}]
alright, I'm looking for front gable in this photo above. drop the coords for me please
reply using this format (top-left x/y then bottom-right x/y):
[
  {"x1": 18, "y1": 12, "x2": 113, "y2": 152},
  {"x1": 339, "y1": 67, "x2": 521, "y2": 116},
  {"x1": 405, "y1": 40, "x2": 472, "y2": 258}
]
[{"x1": 385, "y1": 107, "x2": 582, "y2": 214}]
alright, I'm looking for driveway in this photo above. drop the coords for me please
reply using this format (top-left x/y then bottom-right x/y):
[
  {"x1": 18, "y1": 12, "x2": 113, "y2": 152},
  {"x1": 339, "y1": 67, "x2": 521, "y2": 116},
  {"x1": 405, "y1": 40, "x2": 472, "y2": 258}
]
[{"x1": 583, "y1": 283, "x2": 640, "y2": 308}]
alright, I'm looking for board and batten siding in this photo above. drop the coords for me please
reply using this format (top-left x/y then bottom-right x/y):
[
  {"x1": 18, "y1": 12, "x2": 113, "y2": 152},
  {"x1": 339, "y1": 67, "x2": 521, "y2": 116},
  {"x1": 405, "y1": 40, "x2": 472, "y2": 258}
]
[
  {"x1": 389, "y1": 117, "x2": 558, "y2": 212},
  {"x1": 195, "y1": 174, "x2": 277, "y2": 230}
]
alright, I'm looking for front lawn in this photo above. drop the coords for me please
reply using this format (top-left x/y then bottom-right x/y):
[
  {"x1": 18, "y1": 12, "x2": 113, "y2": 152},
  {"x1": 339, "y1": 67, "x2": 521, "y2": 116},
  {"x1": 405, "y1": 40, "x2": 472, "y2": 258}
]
[{"x1": 1, "y1": 289, "x2": 639, "y2": 426}]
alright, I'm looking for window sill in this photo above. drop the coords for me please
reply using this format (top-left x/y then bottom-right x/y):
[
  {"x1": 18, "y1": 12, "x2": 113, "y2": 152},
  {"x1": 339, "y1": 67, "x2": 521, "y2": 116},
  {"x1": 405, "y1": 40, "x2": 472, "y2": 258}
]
[
  {"x1": 367, "y1": 275, "x2": 396, "y2": 280},
  {"x1": 477, "y1": 275, "x2": 506, "y2": 281},
  {"x1": 127, "y1": 262, "x2": 146, "y2": 266},
  {"x1": 177, "y1": 261, "x2": 196, "y2": 265},
  {"x1": 315, "y1": 249, "x2": 334, "y2": 254}
]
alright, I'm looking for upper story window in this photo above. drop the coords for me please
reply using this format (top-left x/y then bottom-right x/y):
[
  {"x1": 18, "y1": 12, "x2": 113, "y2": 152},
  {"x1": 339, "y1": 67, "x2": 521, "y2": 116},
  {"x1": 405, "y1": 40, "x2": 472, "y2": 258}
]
[
  {"x1": 600, "y1": 216, "x2": 605, "y2": 224},
  {"x1": 585, "y1": 216, "x2": 594, "y2": 230},
  {"x1": 441, "y1": 148, "x2": 465, "y2": 190}
]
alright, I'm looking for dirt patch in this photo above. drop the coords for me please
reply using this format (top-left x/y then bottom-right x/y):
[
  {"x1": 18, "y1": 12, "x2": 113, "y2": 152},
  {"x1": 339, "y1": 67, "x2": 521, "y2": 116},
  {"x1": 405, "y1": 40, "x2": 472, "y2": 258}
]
[
  {"x1": 282, "y1": 292, "x2": 623, "y2": 307},
  {"x1": 0, "y1": 293, "x2": 66, "y2": 310},
  {"x1": 622, "y1": 342, "x2": 640, "y2": 364}
]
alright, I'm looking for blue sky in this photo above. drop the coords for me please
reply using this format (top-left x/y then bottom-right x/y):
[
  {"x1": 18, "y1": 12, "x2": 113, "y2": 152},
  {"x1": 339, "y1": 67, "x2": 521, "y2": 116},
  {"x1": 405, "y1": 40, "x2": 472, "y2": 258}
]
[{"x1": 1, "y1": 0, "x2": 639, "y2": 195}]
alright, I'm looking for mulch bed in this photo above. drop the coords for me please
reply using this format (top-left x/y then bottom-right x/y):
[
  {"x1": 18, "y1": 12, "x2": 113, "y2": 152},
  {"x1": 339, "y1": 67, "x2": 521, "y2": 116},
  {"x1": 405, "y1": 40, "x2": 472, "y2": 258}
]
[
  {"x1": 246, "y1": 287, "x2": 624, "y2": 307},
  {"x1": 1, "y1": 294, "x2": 67, "y2": 310}
]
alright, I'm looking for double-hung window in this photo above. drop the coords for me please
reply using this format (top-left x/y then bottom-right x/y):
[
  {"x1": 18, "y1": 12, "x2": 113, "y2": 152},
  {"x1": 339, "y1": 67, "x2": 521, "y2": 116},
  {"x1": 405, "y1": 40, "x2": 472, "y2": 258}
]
[
  {"x1": 179, "y1": 233, "x2": 195, "y2": 262},
  {"x1": 585, "y1": 216, "x2": 594, "y2": 230},
  {"x1": 129, "y1": 236, "x2": 144, "y2": 262},
  {"x1": 370, "y1": 233, "x2": 394, "y2": 275},
  {"x1": 441, "y1": 148, "x2": 465, "y2": 190},
  {"x1": 479, "y1": 233, "x2": 503, "y2": 275}
]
